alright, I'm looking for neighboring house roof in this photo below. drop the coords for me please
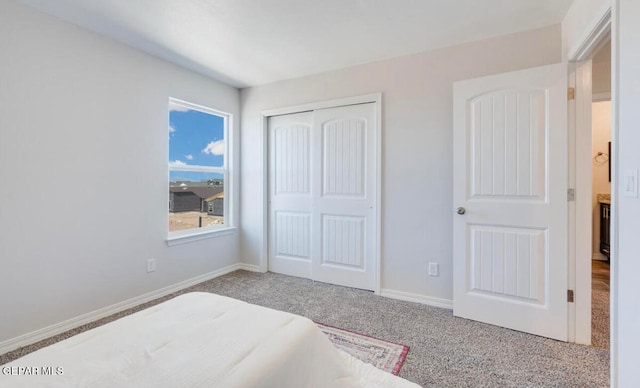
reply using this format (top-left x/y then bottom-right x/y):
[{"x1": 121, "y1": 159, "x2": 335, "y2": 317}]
[
  {"x1": 170, "y1": 186, "x2": 223, "y2": 199},
  {"x1": 205, "y1": 192, "x2": 224, "y2": 202},
  {"x1": 171, "y1": 180, "x2": 223, "y2": 188}
]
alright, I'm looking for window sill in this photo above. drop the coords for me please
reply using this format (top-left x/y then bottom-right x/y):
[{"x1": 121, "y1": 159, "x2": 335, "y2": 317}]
[{"x1": 166, "y1": 226, "x2": 237, "y2": 247}]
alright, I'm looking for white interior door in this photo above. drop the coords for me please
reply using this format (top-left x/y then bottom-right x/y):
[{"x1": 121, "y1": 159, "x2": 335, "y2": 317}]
[
  {"x1": 268, "y1": 103, "x2": 377, "y2": 291},
  {"x1": 453, "y1": 63, "x2": 569, "y2": 341},
  {"x1": 311, "y1": 104, "x2": 377, "y2": 290},
  {"x1": 268, "y1": 112, "x2": 313, "y2": 279}
]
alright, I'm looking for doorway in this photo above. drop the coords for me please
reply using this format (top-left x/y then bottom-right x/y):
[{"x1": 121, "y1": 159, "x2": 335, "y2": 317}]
[{"x1": 589, "y1": 39, "x2": 611, "y2": 349}]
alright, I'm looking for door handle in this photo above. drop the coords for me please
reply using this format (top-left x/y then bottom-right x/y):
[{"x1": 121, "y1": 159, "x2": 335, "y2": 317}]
[{"x1": 456, "y1": 207, "x2": 466, "y2": 215}]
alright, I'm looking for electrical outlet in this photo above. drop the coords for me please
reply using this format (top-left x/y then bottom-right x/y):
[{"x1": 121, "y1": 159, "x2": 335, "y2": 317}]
[
  {"x1": 147, "y1": 258, "x2": 156, "y2": 273},
  {"x1": 428, "y1": 262, "x2": 439, "y2": 277}
]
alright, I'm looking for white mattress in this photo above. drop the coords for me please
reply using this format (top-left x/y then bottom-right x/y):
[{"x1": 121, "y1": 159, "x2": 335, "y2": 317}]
[{"x1": 1, "y1": 292, "x2": 420, "y2": 387}]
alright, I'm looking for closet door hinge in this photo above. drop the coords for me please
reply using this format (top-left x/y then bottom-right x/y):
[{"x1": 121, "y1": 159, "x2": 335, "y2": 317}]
[
  {"x1": 568, "y1": 87, "x2": 575, "y2": 100},
  {"x1": 567, "y1": 188, "x2": 575, "y2": 201}
]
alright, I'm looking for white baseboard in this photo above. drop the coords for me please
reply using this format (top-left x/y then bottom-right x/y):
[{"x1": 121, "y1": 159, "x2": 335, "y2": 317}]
[
  {"x1": 0, "y1": 263, "x2": 244, "y2": 355},
  {"x1": 592, "y1": 253, "x2": 609, "y2": 261},
  {"x1": 237, "y1": 263, "x2": 263, "y2": 272},
  {"x1": 380, "y1": 288, "x2": 453, "y2": 309}
]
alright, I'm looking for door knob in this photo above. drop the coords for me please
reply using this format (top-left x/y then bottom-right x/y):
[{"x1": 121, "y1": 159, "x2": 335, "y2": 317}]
[{"x1": 456, "y1": 207, "x2": 466, "y2": 215}]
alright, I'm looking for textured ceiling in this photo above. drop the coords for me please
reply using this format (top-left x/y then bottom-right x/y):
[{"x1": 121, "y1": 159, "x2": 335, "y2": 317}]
[{"x1": 18, "y1": 0, "x2": 574, "y2": 88}]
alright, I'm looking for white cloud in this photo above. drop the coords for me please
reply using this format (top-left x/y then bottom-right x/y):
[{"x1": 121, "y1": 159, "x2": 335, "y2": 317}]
[
  {"x1": 185, "y1": 154, "x2": 193, "y2": 160},
  {"x1": 169, "y1": 103, "x2": 191, "y2": 113},
  {"x1": 202, "y1": 140, "x2": 225, "y2": 156},
  {"x1": 169, "y1": 160, "x2": 187, "y2": 167},
  {"x1": 169, "y1": 124, "x2": 176, "y2": 134}
]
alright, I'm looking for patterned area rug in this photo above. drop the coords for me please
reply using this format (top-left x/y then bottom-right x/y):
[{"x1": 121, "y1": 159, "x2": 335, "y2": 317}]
[{"x1": 317, "y1": 322, "x2": 409, "y2": 375}]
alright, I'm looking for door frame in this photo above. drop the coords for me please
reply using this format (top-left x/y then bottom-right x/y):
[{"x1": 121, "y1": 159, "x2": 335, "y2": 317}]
[
  {"x1": 258, "y1": 93, "x2": 383, "y2": 294},
  {"x1": 566, "y1": 6, "x2": 612, "y2": 345}
]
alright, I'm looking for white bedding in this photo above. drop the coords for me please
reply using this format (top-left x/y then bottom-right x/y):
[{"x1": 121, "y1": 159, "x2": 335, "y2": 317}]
[{"x1": 1, "y1": 292, "x2": 420, "y2": 387}]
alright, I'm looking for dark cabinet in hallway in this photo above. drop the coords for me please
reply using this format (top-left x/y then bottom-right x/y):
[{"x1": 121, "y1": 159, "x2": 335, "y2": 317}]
[{"x1": 600, "y1": 202, "x2": 610, "y2": 259}]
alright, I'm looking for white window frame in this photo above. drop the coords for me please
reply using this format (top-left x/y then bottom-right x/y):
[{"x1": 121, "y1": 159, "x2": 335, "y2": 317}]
[{"x1": 167, "y1": 97, "x2": 235, "y2": 246}]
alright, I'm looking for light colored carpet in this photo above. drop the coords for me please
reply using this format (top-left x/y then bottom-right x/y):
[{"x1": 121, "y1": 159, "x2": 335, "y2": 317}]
[
  {"x1": 592, "y1": 289, "x2": 610, "y2": 349},
  {"x1": 591, "y1": 259, "x2": 610, "y2": 350},
  {"x1": 1, "y1": 270, "x2": 609, "y2": 387}
]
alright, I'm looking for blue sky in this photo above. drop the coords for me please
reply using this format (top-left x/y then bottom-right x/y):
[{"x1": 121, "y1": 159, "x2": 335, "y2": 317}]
[{"x1": 169, "y1": 103, "x2": 224, "y2": 181}]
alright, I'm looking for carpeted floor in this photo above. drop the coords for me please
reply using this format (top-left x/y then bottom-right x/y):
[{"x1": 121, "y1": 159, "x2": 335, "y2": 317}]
[
  {"x1": 591, "y1": 259, "x2": 610, "y2": 350},
  {"x1": 1, "y1": 270, "x2": 609, "y2": 387},
  {"x1": 591, "y1": 290, "x2": 610, "y2": 349}
]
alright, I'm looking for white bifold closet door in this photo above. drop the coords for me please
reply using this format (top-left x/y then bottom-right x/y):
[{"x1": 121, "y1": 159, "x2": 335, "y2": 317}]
[{"x1": 268, "y1": 103, "x2": 377, "y2": 291}]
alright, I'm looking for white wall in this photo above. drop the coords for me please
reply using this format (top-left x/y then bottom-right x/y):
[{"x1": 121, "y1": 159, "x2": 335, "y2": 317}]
[
  {"x1": 240, "y1": 26, "x2": 561, "y2": 301},
  {"x1": 614, "y1": 1, "x2": 640, "y2": 385},
  {"x1": 0, "y1": 1, "x2": 240, "y2": 344},
  {"x1": 591, "y1": 101, "x2": 611, "y2": 258},
  {"x1": 562, "y1": 0, "x2": 612, "y2": 60}
]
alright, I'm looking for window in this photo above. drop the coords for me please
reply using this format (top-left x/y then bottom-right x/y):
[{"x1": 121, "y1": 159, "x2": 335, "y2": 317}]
[{"x1": 168, "y1": 98, "x2": 231, "y2": 240}]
